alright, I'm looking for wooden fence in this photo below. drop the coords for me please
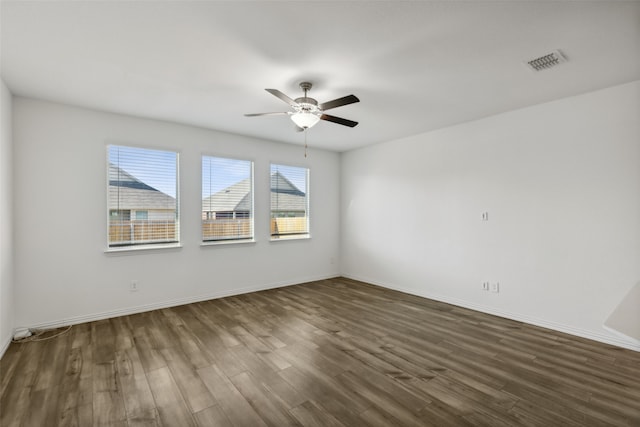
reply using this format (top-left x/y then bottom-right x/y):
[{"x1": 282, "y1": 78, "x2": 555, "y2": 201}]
[
  {"x1": 109, "y1": 220, "x2": 177, "y2": 245},
  {"x1": 202, "y1": 219, "x2": 252, "y2": 241},
  {"x1": 203, "y1": 217, "x2": 307, "y2": 239},
  {"x1": 109, "y1": 217, "x2": 308, "y2": 244},
  {"x1": 271, "y1": 217, "x2": 308, "y2": 236},
  {"x1": 203, "y1": 218, "x2": 307, "y2": 240}
]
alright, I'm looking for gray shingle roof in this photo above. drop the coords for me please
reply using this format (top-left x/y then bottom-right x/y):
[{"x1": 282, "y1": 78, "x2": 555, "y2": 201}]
[
  {"x1": 202, "y1": 172, "x2": 306, "y2": 213},
  {"x1": 270, "y1": 172, "x2": 306, "y2": 212},
  {"x1": 109, "y1": 164, "x2": 176, "y2": 210},
  {"x1": 202, "y1": 178, "x2": 251, "y2": 213},
  {"x1": 270, "y1": 172, "x2": 304, "y2": 197}
]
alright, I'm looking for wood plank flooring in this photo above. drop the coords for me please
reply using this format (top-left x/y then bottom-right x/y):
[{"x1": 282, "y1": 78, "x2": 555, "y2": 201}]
[{"x1": 1, "y1": 277, "x2": 639, "y2": 426}]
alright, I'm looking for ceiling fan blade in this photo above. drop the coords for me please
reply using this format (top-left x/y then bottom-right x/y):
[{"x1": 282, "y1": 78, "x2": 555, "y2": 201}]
[
  {"x1": 265, "y1": 89, "x2": 298, "y2": 107},
  {"x1": 320, "y1": 114, "x2": 358, "y2": 128},
  {"x1": 244, "y1": 112, "x2": 289, "y2": 117},
  {"x1": 319, "y1": 94, "x2": 360, "y2": 111}
]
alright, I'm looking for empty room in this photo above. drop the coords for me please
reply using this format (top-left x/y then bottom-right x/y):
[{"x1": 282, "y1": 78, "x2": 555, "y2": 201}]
[{"x1": 1, "y1": 1, "x2": 639, "y2": 426}]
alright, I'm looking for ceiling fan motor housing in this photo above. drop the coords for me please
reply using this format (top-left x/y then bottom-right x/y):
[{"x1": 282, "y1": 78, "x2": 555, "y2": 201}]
[
  {"x1": 294, "y1": 97, "x2": 319, "y2": 114},
  {"x1": 295, "y1": 82, "x2": 319, "y2": 113}
]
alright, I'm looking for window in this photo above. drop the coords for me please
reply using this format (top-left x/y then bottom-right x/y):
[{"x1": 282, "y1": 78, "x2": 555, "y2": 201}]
[
  {"x1": 135, "y1": 210, "x2": 148, "y2": 220},
  {"x1": 270, "y1": 164, "x2": 309, "y2": 239},
  {"x1": 110, "y1": 210, "x2": 130, "y2": 221},
  {"x1": 107, "y1": 145, "x2": 179, "y2": 248},
  {"x1": 202, "y1": 156, "x2": 254, "y2": 242}
]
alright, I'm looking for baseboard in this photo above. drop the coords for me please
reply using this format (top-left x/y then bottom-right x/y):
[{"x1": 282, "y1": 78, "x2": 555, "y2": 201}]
[
  {"x1": 14, "y1": 273, "x2": 339, "y2": 334},
  {"x1": 341, "y1": 274, "x2": 640, "y2": 353},
  {"x1": 602, "y1": 324, "x2": 640, "y2": 346}
]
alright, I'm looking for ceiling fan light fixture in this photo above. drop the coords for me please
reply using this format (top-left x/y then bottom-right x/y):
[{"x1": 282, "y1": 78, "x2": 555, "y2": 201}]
[{"x1": 291, "y1": 112, "x2": 320, "y2": 129}]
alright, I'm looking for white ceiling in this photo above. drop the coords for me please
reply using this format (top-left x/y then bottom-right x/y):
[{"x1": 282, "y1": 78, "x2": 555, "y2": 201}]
[{"x1": 1, "y1": 1, "x2": 639, "y2": 152}]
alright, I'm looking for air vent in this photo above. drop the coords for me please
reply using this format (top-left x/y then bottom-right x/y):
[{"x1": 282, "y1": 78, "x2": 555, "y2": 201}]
[{"x1": 525, "y1": 50, "x2": 567, "y2": 71}]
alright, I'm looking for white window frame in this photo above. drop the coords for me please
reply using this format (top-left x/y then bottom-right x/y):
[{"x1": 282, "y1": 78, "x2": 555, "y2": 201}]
[
  {"x1": 201, "y1": 154, "x2": 255, "y2": 246},
  {"x1": 270, "y1": 163, "x2": 310, "y2": 241},
  {"x1": 106, "y1": 144, "x2": 181, "y2": 252}
]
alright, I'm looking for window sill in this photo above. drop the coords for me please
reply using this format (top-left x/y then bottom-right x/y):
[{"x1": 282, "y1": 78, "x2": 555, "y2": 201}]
[
  {"x1": 104, "y1": 243, "x2": 182, "y2": 254},
  {"x1": 201, "y1": 239, "x2": 256, "y2": 247},
  {"x1": 270, "y1": 234, "x2": 311, "y2": 242}
]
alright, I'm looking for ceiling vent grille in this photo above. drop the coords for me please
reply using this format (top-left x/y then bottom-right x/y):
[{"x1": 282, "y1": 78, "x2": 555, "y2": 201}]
[{"x1": 525, "y1": 50, "x2": 566, "y2": 71}]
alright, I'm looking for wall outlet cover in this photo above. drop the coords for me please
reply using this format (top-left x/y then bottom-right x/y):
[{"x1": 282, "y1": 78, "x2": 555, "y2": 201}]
[{"x1": 13, "y1": 328, "x2": 32, "y2": 340}]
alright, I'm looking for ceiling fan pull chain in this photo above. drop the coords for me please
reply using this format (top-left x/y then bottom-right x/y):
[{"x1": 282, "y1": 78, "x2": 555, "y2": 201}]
[{"x1": 304, "y1": 130, "x2": 308, "y2": 158}]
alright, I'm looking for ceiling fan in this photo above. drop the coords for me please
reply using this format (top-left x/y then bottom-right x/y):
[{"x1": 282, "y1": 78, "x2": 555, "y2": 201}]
[{"x1": 245, "y1": 82, "x2": 359, "y2": 130}]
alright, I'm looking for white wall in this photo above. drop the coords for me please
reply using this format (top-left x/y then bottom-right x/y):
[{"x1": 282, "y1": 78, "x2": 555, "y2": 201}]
[
  {"x1": 341, "y1": 81, "x2": 640, "y2": 350},
  {"x1": 12, "y1": 98, "x2": 340, "y2": 328},
  {"x1": 0, "y1": 78, "x2": 14, "y2": 355}
]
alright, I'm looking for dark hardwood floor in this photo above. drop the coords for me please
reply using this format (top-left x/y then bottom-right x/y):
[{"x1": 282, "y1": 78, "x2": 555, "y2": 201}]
[{"x1": 1, "y1": 277, "x2": 639, "y2": 426}]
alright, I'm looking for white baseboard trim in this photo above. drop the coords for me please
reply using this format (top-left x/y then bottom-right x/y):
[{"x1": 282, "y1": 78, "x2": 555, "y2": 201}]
[
  {"x1": 603, "y1": 324, "x2": 640, "y2": 346},
  {"x1": 341, "y1": 274, "x2": 640, "y2": 353},
  {"x1": 13, "y1": 274, "x2": 338, "y2": 336}
]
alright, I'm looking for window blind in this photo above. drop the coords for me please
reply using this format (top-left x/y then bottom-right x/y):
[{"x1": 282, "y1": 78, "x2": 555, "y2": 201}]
[
  {"x1": 107, "y1": 145, "x2": 179, "y2": 247},
  {"x1": 202, "y1": 156, "x2": 254, "y2": 242},
  {"x1": 270, "y1": 164, "x2": 309, "y2": 238}
]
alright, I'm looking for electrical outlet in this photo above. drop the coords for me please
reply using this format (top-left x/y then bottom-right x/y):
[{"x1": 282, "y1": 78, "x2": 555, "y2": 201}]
[
  {"x1": 482, "y1": 212, "x2": 489, "y2": 221},
  {"x1": 13, "y1": 327, "x2": 32, "y2": 340},
  {"x1": 130, "y1": 280, "x2": 139, "y2": 292},
  {"x1": 482, "y1": 282, "x2": 490, "y2": 291},
  {"x1": 490, "y1": 282, "x2": 499, "y2": 293}
]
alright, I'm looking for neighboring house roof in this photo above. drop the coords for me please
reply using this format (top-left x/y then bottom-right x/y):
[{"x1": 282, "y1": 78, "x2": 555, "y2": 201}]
[
  {"x1": 202, "y1": 172, "x2": 306, "y2": 213},
  {"x1": 202, "y1": 178, "x2": 251, "y2": 213},
  {"x1": 270, "y1": 171, "x2": 307, "y2": 212},
  {"x1": 108, "y1": 163, "x2": 176, "y2": 210}
]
